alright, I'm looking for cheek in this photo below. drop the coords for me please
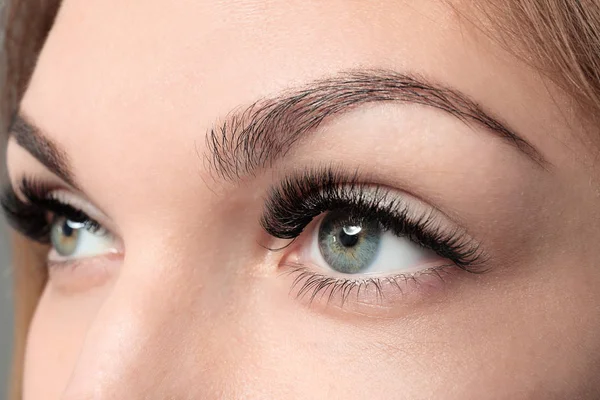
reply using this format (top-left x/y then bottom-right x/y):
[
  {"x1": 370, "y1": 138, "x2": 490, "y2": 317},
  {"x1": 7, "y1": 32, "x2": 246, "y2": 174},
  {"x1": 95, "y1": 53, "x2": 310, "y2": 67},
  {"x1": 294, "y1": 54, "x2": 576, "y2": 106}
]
[
  {"x1": 19, "y1": 245, "x2": 600, "y2": 399},
  {"x1": 23, "y1": 283, "x2": 112, "y2": 399}
]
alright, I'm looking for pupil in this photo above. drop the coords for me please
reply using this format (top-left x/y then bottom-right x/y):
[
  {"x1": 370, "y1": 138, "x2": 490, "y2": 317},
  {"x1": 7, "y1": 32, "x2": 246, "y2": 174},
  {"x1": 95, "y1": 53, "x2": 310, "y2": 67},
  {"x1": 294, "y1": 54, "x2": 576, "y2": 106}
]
[
  {"x1": 339, "y1": 226, "x2": 361, "y2": 247},
  {"x1": 62, "y1": 222, "x2": 74, "y2": 237}
]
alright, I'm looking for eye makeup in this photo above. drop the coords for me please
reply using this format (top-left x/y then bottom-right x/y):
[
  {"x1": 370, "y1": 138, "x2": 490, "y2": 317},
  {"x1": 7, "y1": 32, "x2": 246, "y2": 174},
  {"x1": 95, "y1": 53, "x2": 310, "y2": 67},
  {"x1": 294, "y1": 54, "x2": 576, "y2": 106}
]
[
  {"x1": 1, "y1": 178, "x2": 103, "y2": 243},
  {"x1": 260, "y1": 166, "x2": 489, "y2": 308},
  {"x1": 0, "y1": 177, "x2": 121, "y2": 269},
  {"x1": 2, "y1": 167, "x2": 489, "y2": 308}
]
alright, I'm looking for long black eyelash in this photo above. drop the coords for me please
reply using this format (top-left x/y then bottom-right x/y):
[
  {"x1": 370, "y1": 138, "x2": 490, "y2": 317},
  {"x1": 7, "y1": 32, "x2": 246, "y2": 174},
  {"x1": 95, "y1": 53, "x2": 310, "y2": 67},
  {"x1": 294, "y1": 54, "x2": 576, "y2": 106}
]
[
  {"x1": 0, "y1": 178, "x2": 100, "y2": 244},
  {"x1": 261, "y1": 166, "x2": 486, "y2": 272}
]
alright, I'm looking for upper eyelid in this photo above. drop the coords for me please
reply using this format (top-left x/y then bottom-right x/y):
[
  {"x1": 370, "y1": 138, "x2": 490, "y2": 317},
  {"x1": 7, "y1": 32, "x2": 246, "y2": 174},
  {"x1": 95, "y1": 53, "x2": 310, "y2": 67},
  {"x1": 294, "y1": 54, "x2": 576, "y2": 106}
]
[
  {"x1": 293, "y1": 167, "x2": 477, "y2": 231},
  {"x1": 264, "y1": 167, "x2": 470, "y2": 231},
  {"x1": 261, "y1": 168, "x2": 486, "y2": 267},
  {"x1": 47, "y1": 193, "x2": 120, "y2": 238},
  {"x1": 47, "y1": 190, "x2": 111, "y2": 226},
  {"x1": 13, "y1": 179, "x2": 121, "y2": 238}
]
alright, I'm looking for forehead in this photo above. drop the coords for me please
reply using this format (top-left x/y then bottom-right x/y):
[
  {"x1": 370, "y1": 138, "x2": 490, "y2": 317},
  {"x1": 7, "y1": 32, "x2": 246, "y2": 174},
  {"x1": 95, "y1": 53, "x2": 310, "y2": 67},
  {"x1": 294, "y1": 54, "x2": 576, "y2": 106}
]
[
  {"x1": 22, "y1": 0, "x2": 551, "y2": 122},
  {"x1": 19, "y1": 0, "x2": 576, "y2": 194}
]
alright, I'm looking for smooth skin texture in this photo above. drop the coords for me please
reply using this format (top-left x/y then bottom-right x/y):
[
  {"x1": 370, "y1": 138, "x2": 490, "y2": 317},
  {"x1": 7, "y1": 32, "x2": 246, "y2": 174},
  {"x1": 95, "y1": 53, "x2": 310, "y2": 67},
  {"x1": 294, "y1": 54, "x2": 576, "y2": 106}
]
[{"x1": 7, "y1": 0, "x2": 600, "y2": 398}]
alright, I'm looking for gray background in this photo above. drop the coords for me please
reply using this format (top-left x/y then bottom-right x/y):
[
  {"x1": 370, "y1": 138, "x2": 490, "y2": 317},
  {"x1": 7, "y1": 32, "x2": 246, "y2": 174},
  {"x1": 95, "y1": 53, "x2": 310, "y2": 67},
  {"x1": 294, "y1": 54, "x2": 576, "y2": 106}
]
[
  {"x1": 1, "y1": 0, "x2": 13, "y2": 396},
  {"x1": 1, "y1": 142, "x2": 12, "y2": 398}
]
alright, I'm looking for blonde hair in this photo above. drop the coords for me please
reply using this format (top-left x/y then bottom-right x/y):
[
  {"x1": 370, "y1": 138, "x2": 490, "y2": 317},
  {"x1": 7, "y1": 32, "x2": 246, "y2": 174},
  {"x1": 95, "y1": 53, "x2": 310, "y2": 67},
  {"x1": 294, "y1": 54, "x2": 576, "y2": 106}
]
[
  {"x1": 476, "y1": 0, "x2": 600, "y2": 117},
  {"x1": 2, "y1": 1, "x2": 600, "y2": 398}
]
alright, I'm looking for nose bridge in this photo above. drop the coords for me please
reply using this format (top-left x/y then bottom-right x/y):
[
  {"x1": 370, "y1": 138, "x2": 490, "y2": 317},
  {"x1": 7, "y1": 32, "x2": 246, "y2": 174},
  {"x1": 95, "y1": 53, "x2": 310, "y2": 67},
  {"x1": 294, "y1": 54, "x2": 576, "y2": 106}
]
[
  {"x1": 60, "y1": 247, "x2": 200, "y2": 399},
  {"x1": 59, "y1": 213, "x2": 285, "y2": 399}
]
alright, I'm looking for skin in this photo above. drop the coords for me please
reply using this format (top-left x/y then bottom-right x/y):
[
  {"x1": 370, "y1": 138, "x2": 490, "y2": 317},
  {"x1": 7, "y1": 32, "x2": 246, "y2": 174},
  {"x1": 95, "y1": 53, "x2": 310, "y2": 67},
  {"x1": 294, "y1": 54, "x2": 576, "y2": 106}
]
[{"x1": 6, "y1": 0, "x2": 600, "y2": 398}]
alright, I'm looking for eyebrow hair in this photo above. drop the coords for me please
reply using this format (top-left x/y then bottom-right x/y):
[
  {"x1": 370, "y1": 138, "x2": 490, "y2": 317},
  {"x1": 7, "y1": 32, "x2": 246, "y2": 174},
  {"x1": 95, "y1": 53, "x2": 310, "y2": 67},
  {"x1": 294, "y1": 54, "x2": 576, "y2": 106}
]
[
  {"x1": 8, "y1": 113, "x2": 78, "y2": 188},
  {"x1": 206, "y1": 70, "x2": 547, "y2": 181}
]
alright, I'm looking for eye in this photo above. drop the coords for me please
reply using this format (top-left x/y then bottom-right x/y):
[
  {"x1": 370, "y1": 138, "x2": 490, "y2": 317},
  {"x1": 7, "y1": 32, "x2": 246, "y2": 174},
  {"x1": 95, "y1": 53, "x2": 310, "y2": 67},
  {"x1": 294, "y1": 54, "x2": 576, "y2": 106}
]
[
  {"x1": 48, "y1": 214, "x2": 119, "y2": 261},
  {"x1": 260, "y1": 168, "x2": 487, "y2": 309},
  {"x1": 308, "y1": 210, "x2": 441, "y2": 276},
  {"x1": 0, "y1": 177, "x2": 123, "y2": 271}
]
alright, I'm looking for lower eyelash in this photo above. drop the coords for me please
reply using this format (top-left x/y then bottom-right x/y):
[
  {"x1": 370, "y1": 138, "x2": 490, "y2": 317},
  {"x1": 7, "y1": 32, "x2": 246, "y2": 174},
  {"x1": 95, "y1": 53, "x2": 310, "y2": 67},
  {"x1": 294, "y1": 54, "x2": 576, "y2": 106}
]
[{"x1": 282, "y1": 262, "x2": 458, "y2": 307}]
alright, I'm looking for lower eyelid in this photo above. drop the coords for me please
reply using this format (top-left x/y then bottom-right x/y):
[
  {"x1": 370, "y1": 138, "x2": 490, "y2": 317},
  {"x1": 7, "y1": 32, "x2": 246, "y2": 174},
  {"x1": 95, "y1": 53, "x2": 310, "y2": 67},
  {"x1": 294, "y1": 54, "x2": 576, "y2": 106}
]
[
  {"x1": 278, "y1": 263, "x2": 462, "y2": 316},
  {"x1": 46, "y1": 253, "x2": 123, "y2": 294},
  {"x1": 276, "y1": 225, "x2": 457, "y2": 307}
]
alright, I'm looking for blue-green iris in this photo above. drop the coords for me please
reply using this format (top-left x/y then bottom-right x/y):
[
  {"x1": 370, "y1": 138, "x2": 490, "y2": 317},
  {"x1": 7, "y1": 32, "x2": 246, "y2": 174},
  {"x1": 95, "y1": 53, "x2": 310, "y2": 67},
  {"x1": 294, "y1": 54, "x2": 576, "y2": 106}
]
[
  {"x1": 50, "y1": 216, "x2": 82, "y2": 256},
  {"x1": 318, "y1": 211, "x2": 382, "y2": 274}
]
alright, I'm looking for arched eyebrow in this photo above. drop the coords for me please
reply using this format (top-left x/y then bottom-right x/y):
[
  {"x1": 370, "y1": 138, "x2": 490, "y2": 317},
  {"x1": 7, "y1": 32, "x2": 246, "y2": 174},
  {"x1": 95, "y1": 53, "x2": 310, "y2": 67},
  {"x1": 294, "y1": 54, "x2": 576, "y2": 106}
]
[
  {"x1": 8, "y1": 113, "x2": 78, "y2": 189},
  {"x1": 9, "y1": 70, "x2": 547, "y2": 188},
  {"x1": 206, "y1": 69, "x2": 547, "y2": 181}
]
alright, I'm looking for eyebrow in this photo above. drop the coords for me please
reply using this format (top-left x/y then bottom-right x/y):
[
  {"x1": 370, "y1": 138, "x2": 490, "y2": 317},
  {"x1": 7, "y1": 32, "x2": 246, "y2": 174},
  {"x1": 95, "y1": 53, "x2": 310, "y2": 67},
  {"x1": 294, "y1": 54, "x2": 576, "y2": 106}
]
[
  {"x1": 10, "y1": 70, "x2": 547, "y2": 187},
  {"x1": 206, "y1": 70, "x2": 547, "y2": 181},
  {"x1": 8, "y1": 113, "x2": 79, "y2": 188}
]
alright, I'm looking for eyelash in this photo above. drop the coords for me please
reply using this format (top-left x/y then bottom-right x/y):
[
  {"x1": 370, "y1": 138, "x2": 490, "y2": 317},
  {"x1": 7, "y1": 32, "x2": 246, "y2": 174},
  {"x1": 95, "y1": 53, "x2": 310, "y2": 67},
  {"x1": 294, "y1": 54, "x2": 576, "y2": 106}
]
[
  {"x1": 2, "y1": 171, "x2": 486, "y2": 306},
  {"x1": 261, "y1": 167, "x2": 487, "y2": 303},
  {"x1": 1, "y1": 178, "x2": 101, "y2": 244}
]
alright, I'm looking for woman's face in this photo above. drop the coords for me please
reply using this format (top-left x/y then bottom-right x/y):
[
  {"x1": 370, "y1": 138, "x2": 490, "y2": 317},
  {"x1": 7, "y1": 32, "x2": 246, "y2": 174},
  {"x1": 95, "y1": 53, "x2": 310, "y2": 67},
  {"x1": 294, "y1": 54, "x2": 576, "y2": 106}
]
[{"x1": 7, "y1": 0, "x2": 600, "y2": 398}]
